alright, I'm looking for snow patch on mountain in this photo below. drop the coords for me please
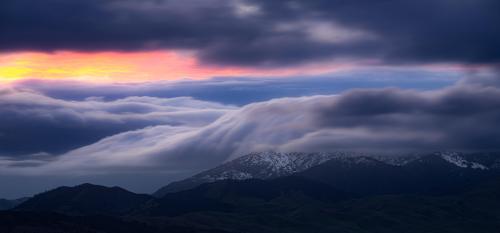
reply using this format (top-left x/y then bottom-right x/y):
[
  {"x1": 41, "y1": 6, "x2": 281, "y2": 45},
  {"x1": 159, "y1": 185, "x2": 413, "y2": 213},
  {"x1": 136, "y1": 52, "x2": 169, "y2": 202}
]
[
  {"x1": 201, "y1": 171, "x2": 253, "y2": 181},
  {"x1": 438, "y1": 152, "x2": 488, "y2": 170},
  {"x1": 371, "y1": 154, "x2": 422, "y2": 166},
  {"x1": 200, "y1": 151, "x2": 351, "y2": 181}
]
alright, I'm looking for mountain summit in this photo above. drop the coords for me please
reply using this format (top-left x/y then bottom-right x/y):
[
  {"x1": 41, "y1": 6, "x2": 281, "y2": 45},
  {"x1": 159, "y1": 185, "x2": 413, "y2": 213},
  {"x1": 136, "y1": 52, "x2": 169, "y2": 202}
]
[{"x1": 153, "y1": 151, "x2": 353, "y2": 197}]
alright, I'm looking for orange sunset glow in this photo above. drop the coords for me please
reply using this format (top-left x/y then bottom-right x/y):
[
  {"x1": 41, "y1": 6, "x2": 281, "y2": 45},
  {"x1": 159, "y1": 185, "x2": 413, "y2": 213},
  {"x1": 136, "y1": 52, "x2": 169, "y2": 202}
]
[
  {"x1": 0, "y1": 51, "x2": 249, "y2": 82},
  {"x1": 0, "y1": 51, "x2": 355, "y2": 83}
]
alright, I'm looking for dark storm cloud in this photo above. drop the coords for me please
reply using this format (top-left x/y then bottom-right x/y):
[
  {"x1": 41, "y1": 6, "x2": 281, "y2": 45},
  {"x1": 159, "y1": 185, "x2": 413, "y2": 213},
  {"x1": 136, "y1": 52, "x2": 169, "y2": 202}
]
[
  {"x1": 257, "y1": 0, "x2": 500, "y2": 64},
  {"x1": 1, "y1": 0, "x2": 499, "y2": 66},
  {"x1": 0, "y1": 88, "x2": 232, "y2": 156},
  {"x1": 313, "y1": 85, "x2": 500, "y2": 151}
]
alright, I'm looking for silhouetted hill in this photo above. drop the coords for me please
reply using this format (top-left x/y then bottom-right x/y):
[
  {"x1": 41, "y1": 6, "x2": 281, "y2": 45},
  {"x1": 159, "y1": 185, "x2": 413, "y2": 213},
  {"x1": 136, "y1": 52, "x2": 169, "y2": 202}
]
[
  {"x1": 140, "y1": 176, "x2": 349, "y2": 216},
  {"x1": 15, "y1": 183, "x2": 151, "y2": 216},
  {"x1": 5, "y1": 176, "x2": 500, "y2": 233}
]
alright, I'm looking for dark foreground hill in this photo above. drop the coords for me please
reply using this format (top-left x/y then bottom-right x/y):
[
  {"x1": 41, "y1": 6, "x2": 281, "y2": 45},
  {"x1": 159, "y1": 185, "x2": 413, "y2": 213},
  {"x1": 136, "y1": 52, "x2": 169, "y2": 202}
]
[
  {"x1": 15, "y1": 183, "x2": 151, "y2": 216},
  {"x1": 0, "y1": 211, "x2": 232, "y2": 233},
  {"x1": 3, "y1": 177, "x2": 500, "y2": 233}
]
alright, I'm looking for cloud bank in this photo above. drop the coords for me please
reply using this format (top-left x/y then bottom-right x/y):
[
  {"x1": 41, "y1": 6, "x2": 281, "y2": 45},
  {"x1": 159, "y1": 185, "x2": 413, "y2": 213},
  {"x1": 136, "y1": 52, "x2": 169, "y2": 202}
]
[
  {"x1": 2, "y1": 73, "x2": 499, "y2": 176},
  {"x1": 0, "y1": 88, "x2": 232, "y2": 155}
]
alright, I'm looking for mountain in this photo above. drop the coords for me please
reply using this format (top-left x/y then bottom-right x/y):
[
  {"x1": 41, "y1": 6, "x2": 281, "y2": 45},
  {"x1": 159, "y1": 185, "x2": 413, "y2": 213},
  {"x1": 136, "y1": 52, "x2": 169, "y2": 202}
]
[
  {"x1": 154, "y1": 151, "x2": 500, "y2": 197},
  {"x1": 141, "y1": 176, "x2": 349, "y2": 217},
  {"x1": 5, "y1": 178, "x2": 500, "y2": 233},
  {"x1": 0, "y1": 198, "x2": 29, "y2": 211},
  {"x1": 15, "y1": 183, "x2": 152, "y2": 216},
  {"x1": 154, "y1": 151, "x2": 352, "y2": 197},
  {"x1": 298, "y1": 152, "x2": 500, "y2": 196},
  {"x1": 162, "y1": 177, "x2": 500, "y2": 233},
  {"x1": 6, "y1": 152, "x2": 500, "y2": 233}
]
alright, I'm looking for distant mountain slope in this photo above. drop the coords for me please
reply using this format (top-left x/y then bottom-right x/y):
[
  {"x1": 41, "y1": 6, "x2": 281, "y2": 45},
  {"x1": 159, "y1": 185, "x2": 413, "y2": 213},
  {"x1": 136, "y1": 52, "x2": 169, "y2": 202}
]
[
  {"x1": 15, "y1": 183, "x2": 151, "y2": 216},
  {"x1": 154, "y1": 151, "x2": 352, "y2": 197},
  {"x1": 0, "y1": 198, "x2": 29, "y2": 211},
  {"x1": 154, "y1": 151, "x2": 500, "y2": 197}
]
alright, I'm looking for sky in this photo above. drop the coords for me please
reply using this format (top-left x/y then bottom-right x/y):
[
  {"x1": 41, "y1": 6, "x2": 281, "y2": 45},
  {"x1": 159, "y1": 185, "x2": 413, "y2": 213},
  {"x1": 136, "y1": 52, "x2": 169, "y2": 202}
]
[{"x1": 0, "y1": 0, "x2": 499, "y2": 198}]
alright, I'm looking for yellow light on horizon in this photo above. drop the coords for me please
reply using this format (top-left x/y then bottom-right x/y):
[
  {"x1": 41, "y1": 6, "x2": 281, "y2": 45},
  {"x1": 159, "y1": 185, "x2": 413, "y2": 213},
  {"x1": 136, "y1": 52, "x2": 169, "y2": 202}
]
[
  {"x1": 0, "y1": 66, "x2": 34, "y2": 80},
  {"x1": 0, "y1": 50, "x2": 355, "y2": 83}
]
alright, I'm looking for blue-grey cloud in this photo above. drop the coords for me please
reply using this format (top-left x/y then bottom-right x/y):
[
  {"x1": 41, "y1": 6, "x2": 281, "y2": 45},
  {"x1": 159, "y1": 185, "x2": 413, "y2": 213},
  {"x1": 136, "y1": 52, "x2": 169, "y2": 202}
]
[{"x1": 0, "y1": 88, "x2": 233, "y2": 156}]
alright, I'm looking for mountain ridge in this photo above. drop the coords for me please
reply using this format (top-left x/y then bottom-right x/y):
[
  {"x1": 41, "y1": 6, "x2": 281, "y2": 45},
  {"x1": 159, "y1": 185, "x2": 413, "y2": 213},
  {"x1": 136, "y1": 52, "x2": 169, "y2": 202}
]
[{"x1": 154, "y1": 151, "x2": 500, "y2": 197}]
